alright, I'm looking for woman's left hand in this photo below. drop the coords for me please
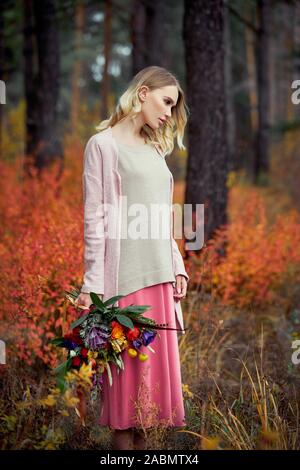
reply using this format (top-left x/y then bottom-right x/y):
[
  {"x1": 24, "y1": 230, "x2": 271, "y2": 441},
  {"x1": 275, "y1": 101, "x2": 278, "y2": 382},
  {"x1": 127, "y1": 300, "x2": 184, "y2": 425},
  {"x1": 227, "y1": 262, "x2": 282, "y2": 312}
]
[{"x1": 173, "y1": 275, "x2": 188, "y2": 302}]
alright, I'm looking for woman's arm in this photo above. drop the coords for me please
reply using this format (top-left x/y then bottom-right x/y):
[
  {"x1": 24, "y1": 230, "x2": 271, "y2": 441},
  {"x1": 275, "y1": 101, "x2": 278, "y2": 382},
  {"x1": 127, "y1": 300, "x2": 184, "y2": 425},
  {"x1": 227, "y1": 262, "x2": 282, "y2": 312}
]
[
  {"x1": 171, "y1": 236, "x2": 189, "y2": 283},
  {"x1": 80, "y1": 135, "x2": 105, "y2": 296}
]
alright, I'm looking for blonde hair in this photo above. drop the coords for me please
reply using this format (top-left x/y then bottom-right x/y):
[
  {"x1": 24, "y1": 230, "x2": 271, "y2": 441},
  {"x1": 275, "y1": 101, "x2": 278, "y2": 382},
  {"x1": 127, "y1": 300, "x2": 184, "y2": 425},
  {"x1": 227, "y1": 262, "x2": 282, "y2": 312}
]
[{"x1": 95, "y1": 65, "x2": 190, "y2": 156}]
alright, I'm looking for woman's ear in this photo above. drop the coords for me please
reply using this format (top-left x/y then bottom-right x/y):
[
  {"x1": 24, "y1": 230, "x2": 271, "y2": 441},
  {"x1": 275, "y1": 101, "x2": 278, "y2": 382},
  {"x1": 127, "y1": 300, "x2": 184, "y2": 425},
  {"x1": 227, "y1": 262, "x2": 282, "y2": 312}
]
[{"x1": 138, "y1": 85, "x2": 149, "y2": 102}]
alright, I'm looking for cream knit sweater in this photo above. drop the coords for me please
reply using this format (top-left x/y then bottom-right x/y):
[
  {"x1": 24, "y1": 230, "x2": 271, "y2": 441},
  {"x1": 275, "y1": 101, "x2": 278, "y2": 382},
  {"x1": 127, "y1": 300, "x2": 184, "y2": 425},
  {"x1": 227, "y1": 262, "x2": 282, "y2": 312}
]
[{"x1": 116, "y1": 141, "x2": 176, "y2": 296}]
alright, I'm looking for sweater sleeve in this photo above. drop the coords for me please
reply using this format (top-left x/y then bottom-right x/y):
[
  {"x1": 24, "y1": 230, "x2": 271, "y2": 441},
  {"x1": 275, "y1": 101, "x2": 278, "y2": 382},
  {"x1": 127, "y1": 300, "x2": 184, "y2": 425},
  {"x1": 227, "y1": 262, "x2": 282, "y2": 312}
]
[
  {"x1": 171, "y1": 236, "x2": 189, "y2": 282},
  {"x1": 80, "y1": 136, "x2": 105, "y2": 295}
]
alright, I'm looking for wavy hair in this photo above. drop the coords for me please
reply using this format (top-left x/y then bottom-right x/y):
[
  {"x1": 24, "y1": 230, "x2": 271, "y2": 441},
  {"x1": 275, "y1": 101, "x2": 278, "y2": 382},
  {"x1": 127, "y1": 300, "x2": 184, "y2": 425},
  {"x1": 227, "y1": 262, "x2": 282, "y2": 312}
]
[{"x1": 95, "y1": 65, "x2": 190, "y2": 156}]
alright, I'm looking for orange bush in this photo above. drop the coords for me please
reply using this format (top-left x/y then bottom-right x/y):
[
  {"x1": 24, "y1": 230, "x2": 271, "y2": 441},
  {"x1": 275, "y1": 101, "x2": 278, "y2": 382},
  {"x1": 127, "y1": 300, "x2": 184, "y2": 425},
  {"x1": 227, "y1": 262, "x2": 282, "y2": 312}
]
[
  {"x1": 0, "y1": 140, "x2": 85, "y2": 368},
  {"x1": 186, "y1": 187, "x2": 300, "y2": 307},
  {"x1": 2, "y1": 142, "x2": 300, "y2": 369}
]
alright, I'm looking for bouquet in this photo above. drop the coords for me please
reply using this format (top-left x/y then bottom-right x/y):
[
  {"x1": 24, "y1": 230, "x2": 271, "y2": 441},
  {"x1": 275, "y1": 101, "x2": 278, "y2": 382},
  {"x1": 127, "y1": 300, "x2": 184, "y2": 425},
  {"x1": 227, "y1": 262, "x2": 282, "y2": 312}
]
[{"x1": 50, "y1": 288, "x2": 181, "y2": 401}]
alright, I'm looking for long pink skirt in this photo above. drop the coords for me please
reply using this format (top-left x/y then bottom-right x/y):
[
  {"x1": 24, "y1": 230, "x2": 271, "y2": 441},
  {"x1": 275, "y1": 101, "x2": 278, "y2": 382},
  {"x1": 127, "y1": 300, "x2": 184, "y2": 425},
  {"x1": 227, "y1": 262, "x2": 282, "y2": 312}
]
[{"x1": 99, "y1": 281, "x2": 186, "y2": 430}]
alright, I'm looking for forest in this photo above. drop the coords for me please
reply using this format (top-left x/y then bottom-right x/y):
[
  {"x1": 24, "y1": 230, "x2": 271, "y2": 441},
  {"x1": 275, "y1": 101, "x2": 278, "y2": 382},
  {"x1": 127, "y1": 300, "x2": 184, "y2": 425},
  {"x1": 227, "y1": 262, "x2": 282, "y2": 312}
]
[{"x1": 1, "y1": 0, "x2": 300, "y2": 452}]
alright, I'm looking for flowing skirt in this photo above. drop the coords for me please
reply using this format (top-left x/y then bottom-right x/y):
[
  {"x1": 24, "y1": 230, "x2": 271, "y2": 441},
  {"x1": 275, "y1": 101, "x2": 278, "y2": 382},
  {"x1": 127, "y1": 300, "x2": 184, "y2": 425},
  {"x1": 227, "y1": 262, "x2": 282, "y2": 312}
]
[{"x1": 99, "y1": 281, "x2": 186, "y2": 430}]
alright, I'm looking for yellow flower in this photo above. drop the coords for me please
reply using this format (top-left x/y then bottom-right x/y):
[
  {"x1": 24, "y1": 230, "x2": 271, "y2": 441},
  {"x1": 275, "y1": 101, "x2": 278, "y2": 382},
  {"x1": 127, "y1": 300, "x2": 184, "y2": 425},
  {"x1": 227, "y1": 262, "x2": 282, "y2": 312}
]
[
  {"x1": 111, "y1": 336, "x2": 128, "y2": 353},
  {"x1": 138, "y1": 353, "x2": 148, "y2": 362},
  {"x1": 182, "y1": 383, "x2": 194, "y2": 399},
  {"x1": 128, "y1": 348, "x2": 137, "y2": 358},
  {"x1": 39, "y1": 394, "x2": 57, "y2": 407},
  {"x1": 65, "y1": 370, "x2": 77, "y2": 383},
  {"x1": 78, "y1": 362, "x2": 94, "y2": 381},
  {"x1": 63, "y1": 389, "x2": 80, "y2": 408},
  {"x1": 66, "y1": 362, "x2": 94, "y2": 389}
]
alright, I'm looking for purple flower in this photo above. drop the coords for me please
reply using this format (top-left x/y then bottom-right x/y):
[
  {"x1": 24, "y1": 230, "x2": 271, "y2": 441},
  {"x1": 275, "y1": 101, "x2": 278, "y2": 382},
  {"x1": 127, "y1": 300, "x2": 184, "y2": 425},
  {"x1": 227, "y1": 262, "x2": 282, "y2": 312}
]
[
  {"x1": 63, "y1": 340, "x2": 78, "y2": 350},
  {"x1": 141, "y1": 330, "x2": 156, "y2": 346},
  {"x1": 92, "y1": 374, "x2": 98, "y2": 386},
  {"x1": 142, "y1": 330, "x2": 156, "y2": 346},
  {"x1": 132, "y1": 338, "x2": 143, "y2": 349},
  {"x1": 92, "y1": 374, "x2": 104, "y2": 388},
  {"x1": 86, "y1": 326, "x2": 110, "y2": 350}
]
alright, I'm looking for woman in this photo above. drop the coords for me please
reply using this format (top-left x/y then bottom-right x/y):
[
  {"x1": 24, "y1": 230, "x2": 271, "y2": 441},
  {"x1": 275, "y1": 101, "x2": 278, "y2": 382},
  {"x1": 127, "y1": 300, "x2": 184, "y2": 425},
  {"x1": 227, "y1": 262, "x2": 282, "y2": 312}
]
[{"x1": 75, "y1": 65, "x2": 190, "y2": 450}]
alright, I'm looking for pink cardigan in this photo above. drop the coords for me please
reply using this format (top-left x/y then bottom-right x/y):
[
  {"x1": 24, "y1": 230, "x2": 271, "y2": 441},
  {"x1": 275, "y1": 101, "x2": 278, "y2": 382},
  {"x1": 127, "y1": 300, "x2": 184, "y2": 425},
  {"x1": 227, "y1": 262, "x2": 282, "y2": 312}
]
[{"x1": 81, "y1": 126, "x2": 189, "y2": 333}]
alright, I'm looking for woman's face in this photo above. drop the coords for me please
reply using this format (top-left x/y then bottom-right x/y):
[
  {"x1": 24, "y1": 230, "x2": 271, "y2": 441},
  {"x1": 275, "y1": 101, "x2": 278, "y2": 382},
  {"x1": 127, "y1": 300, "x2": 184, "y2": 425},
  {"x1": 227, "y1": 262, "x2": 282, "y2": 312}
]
[{"x1": 139, "y1": 85, "x2": 179, "y2": 130}]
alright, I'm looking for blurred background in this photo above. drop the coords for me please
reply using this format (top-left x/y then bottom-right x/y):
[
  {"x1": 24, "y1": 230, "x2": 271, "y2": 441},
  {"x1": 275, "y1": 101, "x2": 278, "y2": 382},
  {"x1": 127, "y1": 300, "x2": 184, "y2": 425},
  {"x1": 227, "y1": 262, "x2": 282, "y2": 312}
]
[{"x1": 1, "y1": 0, "x2": 300, "y2": 451}]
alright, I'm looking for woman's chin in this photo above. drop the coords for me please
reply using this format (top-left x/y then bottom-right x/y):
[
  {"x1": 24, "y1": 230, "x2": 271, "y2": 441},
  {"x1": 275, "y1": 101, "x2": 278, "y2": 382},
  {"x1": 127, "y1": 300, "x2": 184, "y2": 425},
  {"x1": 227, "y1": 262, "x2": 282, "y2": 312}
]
[{"x1": 149, "y1": 121, "x2": 160, "y2": 130}]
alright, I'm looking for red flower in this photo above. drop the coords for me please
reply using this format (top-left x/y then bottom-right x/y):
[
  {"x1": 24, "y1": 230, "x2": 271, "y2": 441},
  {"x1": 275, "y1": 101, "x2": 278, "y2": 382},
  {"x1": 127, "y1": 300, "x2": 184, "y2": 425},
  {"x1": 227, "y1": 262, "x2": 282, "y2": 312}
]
[
  {"x1": 67, "y1": 326, "x2": 84, "y2": 346},
  {"x1": 126, "y1": 327, "x2": 141, "y2": 341},
  {"x1": 63, "y1": 332, "x2": 72, "y2": 341},
  {"x1": 81, "y1": 348, "x2": 88, "y2": 358},
  {"x1": 72, "y1": 356, "x2": 81, "y2": 367}
]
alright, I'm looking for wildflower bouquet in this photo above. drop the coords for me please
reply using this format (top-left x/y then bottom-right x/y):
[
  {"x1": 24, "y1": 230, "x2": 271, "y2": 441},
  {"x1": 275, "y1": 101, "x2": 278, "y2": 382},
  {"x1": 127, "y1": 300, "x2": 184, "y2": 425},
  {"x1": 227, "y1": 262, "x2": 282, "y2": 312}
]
[{"x1": 50, "y1": 289, "x2": 180, "y2": 401}]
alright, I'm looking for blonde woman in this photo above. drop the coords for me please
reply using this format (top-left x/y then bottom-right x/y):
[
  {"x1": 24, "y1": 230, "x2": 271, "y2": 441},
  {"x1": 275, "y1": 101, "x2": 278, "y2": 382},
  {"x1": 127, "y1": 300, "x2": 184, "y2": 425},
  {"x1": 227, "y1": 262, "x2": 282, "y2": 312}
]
[{"x1": 75, "y1": 66, "x2": 190, "y2": 450}]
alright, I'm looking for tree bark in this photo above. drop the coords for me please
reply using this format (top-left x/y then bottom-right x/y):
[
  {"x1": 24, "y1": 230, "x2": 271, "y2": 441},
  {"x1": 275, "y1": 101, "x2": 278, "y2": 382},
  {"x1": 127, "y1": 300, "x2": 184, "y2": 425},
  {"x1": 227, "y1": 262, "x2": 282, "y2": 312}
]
[
  {"x1": 183, "y1": 0, "x2": 228, "y2": 244},
  {"x1": 24, "y1": 0, "x2": 63, "y2": 174},
  {"x1": 131, "y1": 0, "x2": 168, "y2": 75},
  {"x1": 254, "y1": 0, "x2": 271, "y2": 180},
  {"x1": 71, "y1": 0, "x2": 85, "y2": 133},
  {"x1": 224, "y1": 0, "x2": 236, "y2": 172}
]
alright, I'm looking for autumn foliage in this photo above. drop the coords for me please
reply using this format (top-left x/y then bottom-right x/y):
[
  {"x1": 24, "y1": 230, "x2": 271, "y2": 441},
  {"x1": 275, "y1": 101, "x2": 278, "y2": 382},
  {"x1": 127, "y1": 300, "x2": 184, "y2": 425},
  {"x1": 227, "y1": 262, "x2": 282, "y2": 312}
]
[
  {"x1": 185, "y1": 185, "x2": 300, "y2": 308},
  {"x1": 1, "y1": 145, "x2": 300, "y2": 370},
  {"x1": 0, "y1": 136, "x2": 85, "y2": 368}
]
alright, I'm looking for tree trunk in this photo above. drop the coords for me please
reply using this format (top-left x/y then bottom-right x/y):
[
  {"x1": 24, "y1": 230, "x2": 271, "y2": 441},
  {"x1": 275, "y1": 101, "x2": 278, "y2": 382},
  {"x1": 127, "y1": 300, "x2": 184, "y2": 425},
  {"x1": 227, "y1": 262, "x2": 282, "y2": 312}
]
[
  {"x1": 224, "y1": 0, "x2": 236, "y2": 172},
  {"x1": 71, "y1": 0, "x2": 85, "y2": 133},
  {"x1": 24, "y1": 0, "x2": 62, "y2": 174},
  {"x1": 23, "y1": 0, "x2": 37, "y2": 169},
  {"x1": 183, "y1": 0, "x2": 228, "y2": 244},
  {"x1": 229, "y1": 1, "x2": 255, "y2": 175},
  {"x1": 131, "y1": 0, "x2": 168, "y2": 75},
  {"x1": 254, "y1": 0, "x2": 271, "y2": 181}
]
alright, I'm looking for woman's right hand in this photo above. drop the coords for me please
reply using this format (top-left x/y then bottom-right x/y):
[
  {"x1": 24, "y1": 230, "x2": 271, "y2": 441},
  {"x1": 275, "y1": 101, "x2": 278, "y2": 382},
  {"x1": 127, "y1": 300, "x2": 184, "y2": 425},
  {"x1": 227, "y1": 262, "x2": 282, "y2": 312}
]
[{"x1": 74, "y1": 292, "x2": 103, "y2": 308}]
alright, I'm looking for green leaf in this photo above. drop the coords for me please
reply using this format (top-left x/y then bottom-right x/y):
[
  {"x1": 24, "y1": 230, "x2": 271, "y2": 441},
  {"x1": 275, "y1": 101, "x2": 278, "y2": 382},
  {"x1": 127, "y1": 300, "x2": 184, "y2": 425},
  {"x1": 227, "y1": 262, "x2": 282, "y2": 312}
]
[
  {"x1": 103, "y1": 295, "x2": 125, "y2": 307},
  {"x1": 112, "y1": 351, "x2": 124, "y2": 370},
  {"x1": 49, "y1": 337, "x2": 65, "y2": 346},
  {"x1": 56, "y1": 375, "x2": 68, "y2": 393},
  {"x1": 115, "y1": 314, "x2": 134, "y2": 329},
  {"x1": 70, "y1": 312, "x2": 90, "y2": 329},
  {"x1": 90, "y1": 292, "x2": 105, "y2": 309},
  {"x1": 54, "y1": 357, "x2": 73, "y2": 391},
  {"x1": 120, "y1": 305, "x2": 151, "y2": 315},
  {"x1": 53, "y1": 359, "x2": 69, "y2": 375},
  {"x1": 64, "y1": 289, "x2": 80, "y2": 302}
]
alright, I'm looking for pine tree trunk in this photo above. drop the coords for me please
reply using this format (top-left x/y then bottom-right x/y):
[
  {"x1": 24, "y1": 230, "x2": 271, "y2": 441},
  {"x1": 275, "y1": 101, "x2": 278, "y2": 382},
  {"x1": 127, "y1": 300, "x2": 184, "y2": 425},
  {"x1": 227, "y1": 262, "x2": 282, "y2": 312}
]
[
  {"x1": 254, "y1": 0, "x2": 271, "y2": 180},
  {"x1": 183, "y1": 0, "x2": 228, "y2": 244},
  {"x1": 24, "y1": 0, "x2": 62, "y2": 174}
]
